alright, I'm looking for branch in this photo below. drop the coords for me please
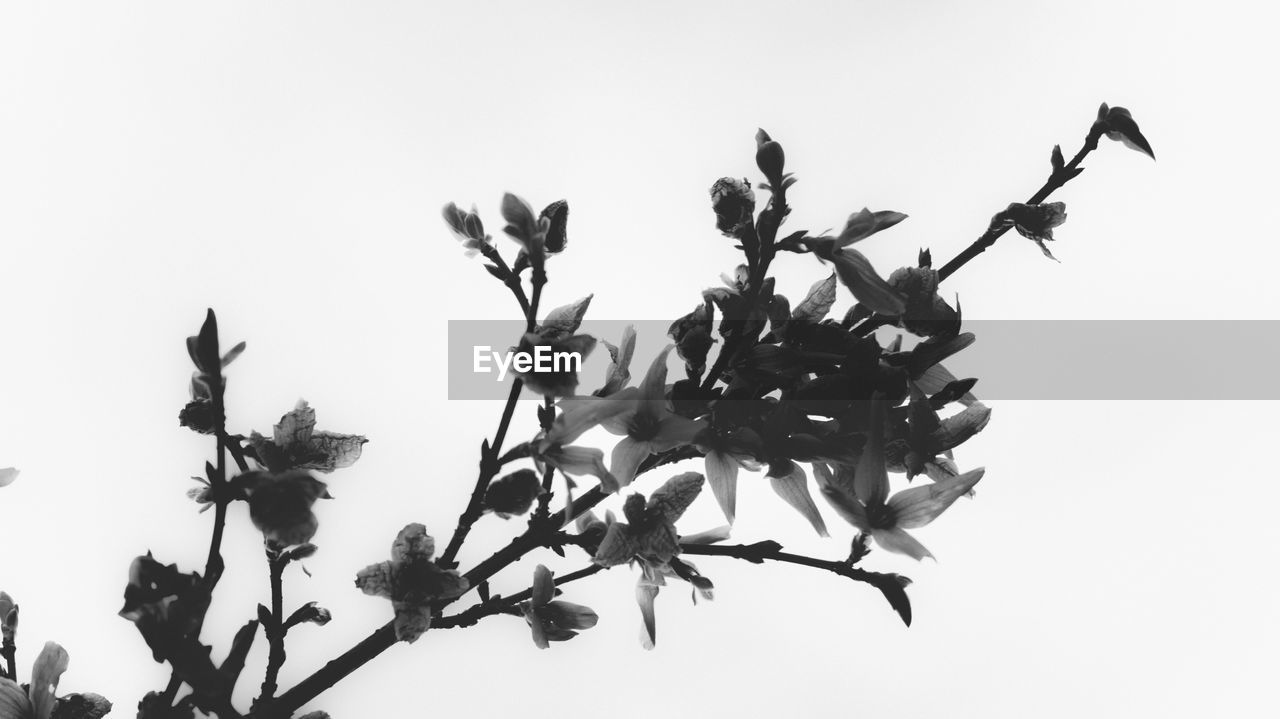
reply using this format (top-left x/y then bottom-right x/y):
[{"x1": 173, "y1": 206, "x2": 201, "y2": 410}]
[
  {"x1": 268, "y1": 484, "x2": 615, "y2": 717},
  {"x1": 437, "y1": 379, "x2": 526, "y2": 568},
  {"x1": 679, "y1": 541, "x2": 913, "y2": 626},
  {"x1": 852, "y1": 123, "x2": 1104, "y2": 337},
  {"x1": 435, "y1": 564, "x2": 606, "y2": 630},
  {"x1": 258, "y1": 551, "x2": 288, "y2": 702}
]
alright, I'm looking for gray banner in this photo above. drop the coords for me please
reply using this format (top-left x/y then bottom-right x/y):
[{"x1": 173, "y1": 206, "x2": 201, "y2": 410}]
[{"x1": 447, "y1": 320, "x2": 1280, "y2": 400}]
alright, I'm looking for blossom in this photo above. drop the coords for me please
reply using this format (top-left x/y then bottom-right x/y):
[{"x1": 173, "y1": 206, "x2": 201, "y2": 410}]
[
  {"x1": 594, "y1": 346, "x2": 706, "y2": 491},
  {"x1": 355, "y1": 523, "x2": 469, "y2": 643},
  {"x1": 0, "y1": 638, "x2": 111, "y2": 719},
  {"x1": 238, "y1": 470, "x2": 331, "y2": 548},
  {"x1": 709, "y1": 177, "x2": 756, "y2": 236},
  {"x1": 999, "y1": 202, "x2": 1068, "y2": 260},
  {"x1": 814, "y1": 402, "x2": 984, "y2": 561},
  {"x1": 0, "y1": 468, "x2": 16, "y2": 488},
  {"x1": 246, "y1": 400, "x2": 367, "y2": 474},
  {"x1": 695, "y1": 427, "x2": 763, "y2": 524},
  {"x1": 592, "y1": 472, "x2": 725, "y2": 648},
  {"x1": 518, "y1": 565, "x2": 599, "y2": 649},
  {"x1": 510, "y1": 331, "x2": 597, "y2": 398}
]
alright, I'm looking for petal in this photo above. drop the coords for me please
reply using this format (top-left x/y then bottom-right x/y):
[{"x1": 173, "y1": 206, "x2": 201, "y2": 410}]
[
  {"x1": 648, "y1": 472, "x2": 705, "y2": 523},
  {"x1": 832, "y1": 249, "x2": 906, "y2": 316},
  {"x1": 933, "y1": 403, "x2": 992, "y2": 452},
  {"x1": 813, "y1": 463, "x2": 871, "y2": 531},
  {"x1": 593, "y1": 523, "x2": 638, "y2": 567},
  {"x1": 391, "y1": 523, "x2": 436, "y2": 562},
  {"x1": 855, "y1": 400, "x2": 891, "y2": 507},
  {"x1": 609, "y1": 437, "x2": 652, "y2": 491},
  {"x1": 551, "y1": 389, "x2": 639, "y2": 444},
  {"x1": 650, "y1": 414, "x2": 707, "y2": 450},
  {"x1": 31, "y1": 641, "x2": 69, "y2": 719},
  {"x1": 542, "y1": 601, "x2": 600, "y2": 630},
  {"x1": 872, "y1": 527, "x2": 935, "y2": 561},
  {"x1": 0, "y1": 678, "x2": 33, "y2": 717},
  {"x1": 889, "y1": 468, "x2": 985, "y2": 529},
  {"x1": 0, "y1": 468, "x2": 18, "y2": 488},
  {"x1": 769, "y1": 464, "x2": 829, "y2": 537},
  {"x1": 531, "y1": 565, "x2": 555, "y2": 606},
  {"x1": 704, "y1": 451, "x2": 740, "y2": 524},
  {"x1": 679, "y1": 525, "x2": 732, "y2": 545},
  {"x1": 521, "y1": 603, "x2": 550, "y2": 649},
  {"x1": 354, "y1": 561, "x2": 396, "y2": 598},
  {"x1": 635, "y1": 582, "x2": 659, "y2": 650},
  {"x1": 391, "y1": 600, "x2": 432, "y2": 643},
  {"x1": 548, "y1": 445, "x2": 611, "y2": 482},
  {"x1": 638, "y1": 345, "x2": 675, "y2": 405},
  {"x1": 273, "y1": 400, "x2": 317, "y2": 447}
]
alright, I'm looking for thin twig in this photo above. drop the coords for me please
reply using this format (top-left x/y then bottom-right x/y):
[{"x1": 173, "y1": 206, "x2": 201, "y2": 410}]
[
  {"x1": 853, "y1": 124, "x2": 1103, "y2": 337},
  {"x1": 258, "y1": 551, "x2": 288, "y2": 702}
]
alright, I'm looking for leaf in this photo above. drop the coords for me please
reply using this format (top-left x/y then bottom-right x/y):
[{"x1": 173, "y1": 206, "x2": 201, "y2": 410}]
[
  {"x1": 861, "y1": 571, "x2": 913, "y2": 626},
  {"x1": 539, "y1": 295, "x2": 593, "y2": 339},
  {"x1": 836, "y1": 208, "x2": 908, "y2": 247},
  {"x1": 1099, "y1": 105, "x2": 1155, "y2": 160},
  {"x1": 792, "y1": 273, "x2": 838, "y2": 322}
]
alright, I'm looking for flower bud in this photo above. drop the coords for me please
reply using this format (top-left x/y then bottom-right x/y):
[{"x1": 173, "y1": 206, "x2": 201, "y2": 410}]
[
  {"x1": 540, "y1": 200, "x2": 568, "y2": 254},
  {"x1": 484, "y1": 468, "x2": 543, "y2": 518},
  {"x1": 755, "y1": 128, "x2": 785, "y2": 184}
]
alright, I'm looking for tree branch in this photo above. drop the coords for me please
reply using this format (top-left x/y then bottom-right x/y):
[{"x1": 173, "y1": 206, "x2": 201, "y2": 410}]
[{"x1": 852, "y1": 123, "x2": 1104, "y2": 337}]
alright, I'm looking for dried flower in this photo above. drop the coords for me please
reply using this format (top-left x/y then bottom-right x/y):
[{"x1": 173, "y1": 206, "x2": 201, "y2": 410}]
[
  {"x1": 246, "y1": 400, "x2": 367, "y2": 474},
  {"x1": 355, "y1": 524, "x2": 469, "y2": 643},
  {"x1": 239, "y1": 470, "x2": 331, "y2": 548}
]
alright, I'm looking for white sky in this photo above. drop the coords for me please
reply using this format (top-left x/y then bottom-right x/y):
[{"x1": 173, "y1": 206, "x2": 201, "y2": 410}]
[{"x1": 1, "y1": 2, "x2": 1277, "y2": 717}]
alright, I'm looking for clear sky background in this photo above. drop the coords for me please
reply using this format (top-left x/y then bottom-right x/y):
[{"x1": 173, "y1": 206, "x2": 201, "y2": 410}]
[{"x1": 1, "y1": 2, "x2": 1277, "y2": 717}]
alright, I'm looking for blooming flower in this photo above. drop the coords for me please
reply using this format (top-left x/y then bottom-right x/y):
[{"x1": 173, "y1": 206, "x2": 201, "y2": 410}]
[
  {"x1": 246, "y1": 400, "x2": 367, "y2": 474},
  {"x1": 518, "y1": 565, "x2": 599, "y2": 649},
  {"x1": 592, "y1": 472, "x2": 726, "y2": 648},
  {"x1": 696, "y1": 427, "x2": 763, "y2": 524},
  {"x1": 0, "y1": 642, "x2": 111, "y2": 719},
  {"x1": 355, "y1": 523, "x2": 469, "y2": 643},
  {"x1": 595, "y1": 346, "x2": 706, "y2": 491},
  {"x1": 238, "y1": 470, "x2": 331, "y2": 548},
  {"x1": 815, "y1": 402, "x2": 984, "y2": 561}
]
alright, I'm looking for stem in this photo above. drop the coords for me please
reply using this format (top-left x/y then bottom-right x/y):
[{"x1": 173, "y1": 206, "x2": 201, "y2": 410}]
[
  {"x1": 852, "y1": 125, "x2": 1103, "y2": 338},
  {"x1": 679, "y1": 541, "x2": 890, "y2": 585},
  {"x1": 259, "y1": 551, "x2": 288, "y2": 702},
  {"x1": 269, "y1": 486, "x2": 613, "y2": 717},
  {"x1": 935, "y1": 128, "x2": 1100, "y2": 280},
  {"x1": 1, "y1": 639, "x2": 15, "y2": 681},
  {"x1": 438, "y1": 257, "x2": 546, "y2": 568},
  {"x1": 436, "y1": 564, "x2": 606, "y2": 630},
  {"x1": 437, "y1": 379, "x2": 525, "y2": 568}
]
